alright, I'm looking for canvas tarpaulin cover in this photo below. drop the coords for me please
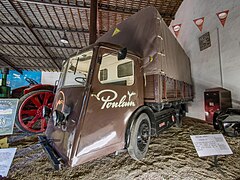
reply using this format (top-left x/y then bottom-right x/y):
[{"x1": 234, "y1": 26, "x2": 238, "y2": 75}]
[{"x1": 97, "y1": 6, "x2": 192, "y2": 85}]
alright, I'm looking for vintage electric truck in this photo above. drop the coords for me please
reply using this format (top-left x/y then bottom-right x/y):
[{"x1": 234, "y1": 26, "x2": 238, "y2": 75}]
[{"x1": 39, "y1": 6, "x2": 193, "y2": 169}]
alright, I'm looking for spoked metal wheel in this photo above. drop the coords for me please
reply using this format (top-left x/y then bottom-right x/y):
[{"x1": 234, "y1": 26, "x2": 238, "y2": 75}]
[
  {"x1": 15, "y1": 90, "x2": 54, "y2": 133},
  {"x1": 128, "y1": 113, "x2": 151, "y2": 160}
]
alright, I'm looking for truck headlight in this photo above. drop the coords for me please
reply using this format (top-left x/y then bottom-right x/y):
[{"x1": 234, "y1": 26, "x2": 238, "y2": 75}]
[
  {"x1": 52, "y1": 110, "x2": 65, "y2": 126},
  {"x1": 205, "y1": 112, "x2": 209, "y2": 116}
]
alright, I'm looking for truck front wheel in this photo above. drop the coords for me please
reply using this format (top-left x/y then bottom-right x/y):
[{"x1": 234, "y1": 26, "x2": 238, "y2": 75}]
[{"x1": 127, "y1": 113, "x2": 151, "y2": 160}]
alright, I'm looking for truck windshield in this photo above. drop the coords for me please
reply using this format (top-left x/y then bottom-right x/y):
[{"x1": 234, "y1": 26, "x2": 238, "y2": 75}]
[{"x1": 62, "y1": 49, "x2": 93, "y2": 87}]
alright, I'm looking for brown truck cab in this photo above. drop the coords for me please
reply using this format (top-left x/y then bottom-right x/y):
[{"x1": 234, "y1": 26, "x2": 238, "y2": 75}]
[{"x1": 39, "y1": 7, "x2": 193, "y2": 169}]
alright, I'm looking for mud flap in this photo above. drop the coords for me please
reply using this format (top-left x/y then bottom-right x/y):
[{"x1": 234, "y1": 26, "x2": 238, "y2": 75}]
[{"x1": 38, "y1": 135, "x2": 62, "y2": 170}]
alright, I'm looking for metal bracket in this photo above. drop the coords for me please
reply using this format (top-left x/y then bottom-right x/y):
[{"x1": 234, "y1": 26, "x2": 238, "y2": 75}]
[{"x1": 38, "y1": 135, "x2": 62, "y2": 170}]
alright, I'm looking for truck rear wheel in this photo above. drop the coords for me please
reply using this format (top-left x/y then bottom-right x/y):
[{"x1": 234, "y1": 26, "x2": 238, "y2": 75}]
[
  {"x1": 127, "y1": 113, "x2": 151, "y2": 160},
  {"x1": 175, "y1": 109, "x2": 185, "y2": 128},
  {"x1": 213, "y1": 111, "x2": 221, "y2": 130}
]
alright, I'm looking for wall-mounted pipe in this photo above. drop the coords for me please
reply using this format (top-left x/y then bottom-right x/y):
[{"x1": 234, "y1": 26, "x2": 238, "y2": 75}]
[{"x1": 217, "y1": 28, "x2": 224, "y2": 87}]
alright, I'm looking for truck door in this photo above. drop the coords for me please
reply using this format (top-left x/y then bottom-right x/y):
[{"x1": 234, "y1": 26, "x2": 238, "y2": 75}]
[
  {"x1": 45, "y1": 48, "x2": 94, "y2": 163},
  {"x1": 75, "y1": 46, "x2": 144, "y2": 164}
]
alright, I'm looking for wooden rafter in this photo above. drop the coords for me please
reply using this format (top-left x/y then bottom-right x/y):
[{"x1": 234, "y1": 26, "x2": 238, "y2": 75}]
[
  {"x1": 14, "y1": 0, "x2": 175, "y2": 18},
  {"x1": 2, "y1": 54, "x2": 64, "y2": 61},
  {"x1": 0, "y1": 0, "x2": 183, "y2": 72},
  {"x1": 14, "y1": 0, "x2": 90, "y2": 9},
  {"x1": 0, "y1": 42, "x2": 82, "y2": 49},
  {"x1": 7, "y1": 0, "x2": 61, "y2": 70},
  {"x1": 0, "y1": 23, "x2": 89, "y2": 33},
  {"x1": 0, "y1": 54, "x2": 23, "y2": 74},
  {"x1": 89, "y1": 0, "x2": 98, "y2": 44}
]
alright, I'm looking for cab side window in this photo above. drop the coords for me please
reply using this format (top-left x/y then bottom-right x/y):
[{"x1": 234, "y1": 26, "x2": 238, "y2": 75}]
[
  {"x1": 63, "y1": 50, "x2": 93, "y2": 87},
  {"x1": 118, "y1": 62, "x2": 133, "y2": 77},
  {"x1": 98, "y1": 52, "x2": 134, "y2": 86}
]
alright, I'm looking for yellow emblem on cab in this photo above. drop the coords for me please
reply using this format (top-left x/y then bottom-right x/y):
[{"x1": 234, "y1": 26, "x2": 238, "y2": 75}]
[
  {"x1": 112, "y1": 28, "x2": 121, "y2": 37},
  {"x1": 149, "y1": 56, "x2": 153, "y2": 62}
]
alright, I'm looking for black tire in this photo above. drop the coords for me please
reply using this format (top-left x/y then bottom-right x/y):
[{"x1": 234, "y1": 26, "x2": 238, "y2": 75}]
[
  {"x1": 213, "y1": 111, "x2": 221, "y2": 130},
  {"x1": 233, "y1": 125, "x2": 240, "y2": 137},
  {"x1": 234, "y1": 130, "x2": 239, "y2": 137},
  {"x1": 175, "y1": 115, "x2": 182, "y2": 128},
  {"x1": 175, "y1": 109, "x2": 185, "y2": 128},
  {"x1": 127, "y1": 113, "x2": 151, "y2": 161},
  {"x1": 175, "y1": 113, "x2": 181, "y2": 128}
]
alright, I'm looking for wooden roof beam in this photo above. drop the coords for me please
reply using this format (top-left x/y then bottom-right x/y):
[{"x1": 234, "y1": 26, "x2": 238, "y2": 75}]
[
  {"x1": 3, "y1": 55, "x2": 64, "y2": 61},
  {"x1": 99, "y1": 5, "x2": 175, "y2": 20},
  {"x1": 0, "y1": 42, "x2": 38, "y2": 47},
  {"x1": 0, "y1": 42, "x2": 83, "y2": 49},
  {"x1": 0, "y1": 23, "x2": 25, "y2": 28},
  {"x1": 13, "y1": 0, "x2": 156, "y2": 17},
  {"x1": 0, "y1": 65, "x2": 56, "y2": 70},
  {"x1": 0, "y1": 23, "x2": 89, "y2": 33},
  {"x1": 33, "y1": 26, "x2": 89, "y2": 33},
  {"x1": 13, "y1": 0, "x2": 90, "y2": 9},
  {"x1": 7, "y1": 0, "x2": 60, "y2": 70},
  {"x1": 0, "y1": 54, "x2": 23, "y2": 74},
  {"x1": 14, "y1": 0, "x2": 133, "y2": 15},
  {"x1": 98, "y1": 4, "x2": 138, "y2": 15},
  {"x1": 89, "y1": 0, "x2": 98, "y2": 44}
]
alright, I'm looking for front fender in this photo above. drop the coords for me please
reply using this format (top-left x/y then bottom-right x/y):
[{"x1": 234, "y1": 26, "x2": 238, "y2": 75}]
[
  {"x1": 125, "y1": 105, "x2": 155, "y2": 148},
  {"x1": 24, "y1": 84, "x2": 55, "y2": 95}
]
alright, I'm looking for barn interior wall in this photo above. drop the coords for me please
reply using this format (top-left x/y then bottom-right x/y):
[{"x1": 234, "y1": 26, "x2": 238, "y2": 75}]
[{"x1": 170, "y1": 0, "x2": 240, "y2": 120}]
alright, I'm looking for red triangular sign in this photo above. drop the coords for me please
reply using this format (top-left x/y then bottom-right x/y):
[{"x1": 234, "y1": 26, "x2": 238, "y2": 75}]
[
  {"x1": 216, "y1": 10, "x2": 229, "y2": 27},
  {"x1": 193, "y1": 17, "x2": 205, "y2": 32},
  {"x1": 172, "y1": 24, "x2": 181, "y2": 38}
]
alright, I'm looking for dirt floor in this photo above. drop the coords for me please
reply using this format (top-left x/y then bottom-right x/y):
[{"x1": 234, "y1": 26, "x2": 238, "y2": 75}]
[{"x1": 4, "y1": 117, "x2": 240, "y2": 180}]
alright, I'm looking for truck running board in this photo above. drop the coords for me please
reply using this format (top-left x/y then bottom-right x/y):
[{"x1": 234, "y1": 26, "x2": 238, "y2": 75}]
[{"x1": 38, "y1": 135, "x2": 62, "y2": 170}]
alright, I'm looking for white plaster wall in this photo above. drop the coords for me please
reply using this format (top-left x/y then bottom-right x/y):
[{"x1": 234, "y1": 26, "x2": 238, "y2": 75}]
[
  {"x1": 41, "y1": 72, "x2": 60, "y2": 85},
  {"x1": 169, "y1": 0, "x2": 240, "y2": 120}
]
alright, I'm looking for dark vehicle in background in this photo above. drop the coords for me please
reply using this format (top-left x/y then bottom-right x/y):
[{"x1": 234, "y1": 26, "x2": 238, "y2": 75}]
[
  {"x1": 213, "y1": 108, "x2": 240, "y2": 137},
  {"x1": 0, "y1": 68, "x2": 55, "y2": 133},
  {"x1": 40, "y1": 7, "x2": 193, "y2": 169},
  {"x1": 204, "y1": 87, "x2": 232, "y2": 124},
  {"x1": 14, "y1": 79, "x2": 55, "y2": 133}
]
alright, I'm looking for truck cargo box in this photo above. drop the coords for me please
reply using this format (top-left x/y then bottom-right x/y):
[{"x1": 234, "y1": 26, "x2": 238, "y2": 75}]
[
  {"x1": 144, "y1": 74, "x2": 193, "y2": 103},
  {"x1": 97, "y1": 6, "x2": 193, "y2": 103}
]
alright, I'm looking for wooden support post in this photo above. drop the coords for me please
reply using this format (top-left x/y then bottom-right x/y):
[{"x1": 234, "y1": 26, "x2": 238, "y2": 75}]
[{"x1": 89, "y1": 0, "x2": 98, "y2": 44}]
